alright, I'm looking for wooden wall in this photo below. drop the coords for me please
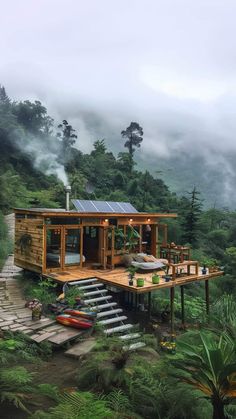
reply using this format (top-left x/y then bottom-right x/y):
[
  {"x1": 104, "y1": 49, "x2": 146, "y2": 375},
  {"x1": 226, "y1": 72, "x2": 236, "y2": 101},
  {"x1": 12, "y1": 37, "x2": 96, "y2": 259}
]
[{"x1": 14, "y1": 217, "x2": 44, "y2": 273}]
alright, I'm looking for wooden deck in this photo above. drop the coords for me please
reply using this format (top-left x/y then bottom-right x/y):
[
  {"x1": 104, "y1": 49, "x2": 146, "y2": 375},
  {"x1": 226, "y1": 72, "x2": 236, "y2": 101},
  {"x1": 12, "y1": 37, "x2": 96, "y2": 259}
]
[{"x1": 47, "y1": 265, "x2": 224, "y2": 294}]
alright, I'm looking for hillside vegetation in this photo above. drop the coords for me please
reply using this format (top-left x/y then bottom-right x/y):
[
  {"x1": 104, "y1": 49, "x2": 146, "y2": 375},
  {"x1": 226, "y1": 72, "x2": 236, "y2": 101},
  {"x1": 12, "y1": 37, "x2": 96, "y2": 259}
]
[{"x1": 1, "y1": 86, "x2": 236, "y2": 418}]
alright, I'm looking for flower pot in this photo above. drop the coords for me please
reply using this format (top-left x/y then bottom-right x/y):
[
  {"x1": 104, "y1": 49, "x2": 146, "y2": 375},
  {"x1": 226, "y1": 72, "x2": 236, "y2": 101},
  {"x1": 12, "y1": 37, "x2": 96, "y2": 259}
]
[
  {"x1": 152, "y1": 275, "x2": 160, "y2": 284},
  {"x1": 164, "y1": 276, "x2": 171, "y2": 282},
  {"x1": 136, "y1": 278, "x2": 144, "y2": 287}
]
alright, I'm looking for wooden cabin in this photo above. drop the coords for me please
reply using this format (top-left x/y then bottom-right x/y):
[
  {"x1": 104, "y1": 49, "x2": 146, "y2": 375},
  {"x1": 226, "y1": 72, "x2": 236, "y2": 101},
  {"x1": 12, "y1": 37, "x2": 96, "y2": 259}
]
[
  {"x1": 14, "y1": 200, "x2": 224, "y2": 332},
  {"x1": 14, "y1": 200, "x2": 177, "y2": 276}
]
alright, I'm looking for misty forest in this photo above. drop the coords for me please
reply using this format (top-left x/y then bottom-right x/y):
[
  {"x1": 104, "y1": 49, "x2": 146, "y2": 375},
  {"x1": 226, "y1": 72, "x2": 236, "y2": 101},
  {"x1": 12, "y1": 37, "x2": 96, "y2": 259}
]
[{"x1": 1, "y1": 83, "x2": 236, "y2": 419}]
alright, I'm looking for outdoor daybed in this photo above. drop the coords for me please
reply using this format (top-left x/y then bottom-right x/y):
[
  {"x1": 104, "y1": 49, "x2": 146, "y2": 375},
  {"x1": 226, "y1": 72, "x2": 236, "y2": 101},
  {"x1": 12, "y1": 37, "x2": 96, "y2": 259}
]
[{"x1": 130, "y1": 253, "x2": 168, "y2": 271}]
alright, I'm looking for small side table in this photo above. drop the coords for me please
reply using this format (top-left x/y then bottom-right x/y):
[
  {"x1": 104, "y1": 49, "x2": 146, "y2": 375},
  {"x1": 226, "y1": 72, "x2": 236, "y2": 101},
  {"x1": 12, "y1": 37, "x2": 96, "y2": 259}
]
[{"x1": 169, "y1": 260, "x2": 199, "y2": 279}]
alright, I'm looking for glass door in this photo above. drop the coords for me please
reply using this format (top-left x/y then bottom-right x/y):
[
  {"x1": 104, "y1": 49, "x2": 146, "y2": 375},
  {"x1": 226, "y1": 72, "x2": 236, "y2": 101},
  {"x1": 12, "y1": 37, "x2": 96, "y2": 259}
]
[
  {"x1": 64, "y1": 227, "x2": 82, "y2": 267},
  {"x1": 46, "y1": 227, "x2": 62, "y2": 269}
]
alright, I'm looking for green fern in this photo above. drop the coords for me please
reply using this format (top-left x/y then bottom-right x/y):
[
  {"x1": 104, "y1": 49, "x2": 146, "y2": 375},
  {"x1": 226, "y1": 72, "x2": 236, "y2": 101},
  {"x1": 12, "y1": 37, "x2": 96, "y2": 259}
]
[
  {"x1": 37, "y1": 384, "x2": 60, "y2": 402},
  {"x1": 0, "y1": 366, "x2": 34, "y2": 413},
  {"x1": 30, "y1": 391, "x2": 114, "y2": 419},
  {"x1": 105, "y1": 389, "x2": 131, "y2": 412}
]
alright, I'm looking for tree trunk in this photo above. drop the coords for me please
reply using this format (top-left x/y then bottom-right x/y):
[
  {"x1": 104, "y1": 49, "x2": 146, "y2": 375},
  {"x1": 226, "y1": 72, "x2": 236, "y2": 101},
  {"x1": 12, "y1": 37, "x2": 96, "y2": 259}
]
[{"x1": 212, "y1": 399, "x2": 226, "y2": 419}]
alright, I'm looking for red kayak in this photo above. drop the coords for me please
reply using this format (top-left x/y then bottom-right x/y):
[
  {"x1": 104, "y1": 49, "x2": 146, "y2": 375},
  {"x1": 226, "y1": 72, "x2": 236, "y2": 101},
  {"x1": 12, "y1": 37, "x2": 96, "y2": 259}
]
[
  {"x1": 64, "y1": 309, "x2": 97, "y2": 320},
  {"x1": 56, "y1": 314, "x2": 93, "y2": 329}
]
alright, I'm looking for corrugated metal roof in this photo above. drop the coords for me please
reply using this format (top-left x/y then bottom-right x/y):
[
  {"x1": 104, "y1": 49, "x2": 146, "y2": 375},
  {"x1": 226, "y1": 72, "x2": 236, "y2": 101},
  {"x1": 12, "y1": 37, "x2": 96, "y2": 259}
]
[{"x1": 72, "y1": 200, "x2": 138, "y2": 213}]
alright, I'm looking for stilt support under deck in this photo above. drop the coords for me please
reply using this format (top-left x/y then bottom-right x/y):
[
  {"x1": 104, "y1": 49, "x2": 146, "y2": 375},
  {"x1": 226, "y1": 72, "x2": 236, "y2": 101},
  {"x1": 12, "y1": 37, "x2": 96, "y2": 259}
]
[
  {"x1": 205, "y1": 279, "x2": 210, "y2": 316},
  {"x1": 170, "y1": 286, "x2": 175, "y2": 334},
  {"x1": 148, "y1": 292, "x2": 151, "y2": 319},
  {"x1": 180, "y1": 285, "x2": 185, "y2": 329}
]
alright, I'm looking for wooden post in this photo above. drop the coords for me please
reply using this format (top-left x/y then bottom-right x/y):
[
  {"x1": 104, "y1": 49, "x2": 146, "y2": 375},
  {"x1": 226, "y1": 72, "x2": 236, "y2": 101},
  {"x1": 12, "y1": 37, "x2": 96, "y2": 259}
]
[
  {"x1": 103, "y1": 228, "x2": 107, "y2": 269},
  {"x1": 111, "y1": 227, "x2": 115, "y2": 269},
  {"x1": 148, "y1": 292, "x2": 151, "y2": 319},
  {"x1": 164, "y1": 224, "x2": 168, "y2": 246},
  {"x1": 135, "y1": 293, "x2": 138, "y2": 312},
  {"x1": 130, "y1": 292, "x2": 133, "y2": 309},
  {"x1": 151, "y1": 225, "x2": 157, "y2": 257},
  {"x1": 61, "y1": 227, "x2": 65, "y2": 270},
  {"x1": 205, "y1": 279, "x2": 210, "y2": 315},
  {"x1": 180, "y1": 285, "x2": 185, "y2": 328},
  {"x1": 43, "y1": 225, "x2": 46, "y2": 273},
  {"x1": 123, "y1": 225, "x2": 127, "y2": 252},
  {"x1": 170, "y1": 286, "x2": 175, "y2": 334},
  {"x1": 139, "y1": 225, "x2": 142, "y2": 252},
  {"x1": 80, "y1": 226, "x2": 83, "y2": 267}
]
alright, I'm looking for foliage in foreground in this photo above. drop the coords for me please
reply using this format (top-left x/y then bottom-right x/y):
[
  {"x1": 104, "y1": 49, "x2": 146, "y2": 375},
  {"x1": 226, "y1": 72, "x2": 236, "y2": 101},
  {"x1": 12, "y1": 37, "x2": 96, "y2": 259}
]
[
  {"x1": 172, "y1": 330, "x2": 236, "y2": 419},
  {"x1": 30, "y1": 390, "x2": 137, "y2": 419},
  {"x1": 0, "y1": 334, "x2": 52, "y2": 413},
  {"x1": 0, "y1": 366, "x2": 34, "y2": 413}
]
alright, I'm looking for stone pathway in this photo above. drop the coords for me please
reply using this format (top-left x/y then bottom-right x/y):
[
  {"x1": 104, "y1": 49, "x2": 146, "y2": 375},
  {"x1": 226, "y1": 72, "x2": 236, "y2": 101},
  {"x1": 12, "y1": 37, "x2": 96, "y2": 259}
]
[
  {"x1": 0, "y1": 214, "x2": 86, "y2": 347},
  {"x1": 0, "y1": 256, "x2": 85, "y2": 345}
]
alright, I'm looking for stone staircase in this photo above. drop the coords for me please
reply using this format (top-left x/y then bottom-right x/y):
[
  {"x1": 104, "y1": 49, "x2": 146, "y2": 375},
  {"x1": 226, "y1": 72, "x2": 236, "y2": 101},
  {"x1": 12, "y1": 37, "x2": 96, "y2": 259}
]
[{"x1": 68, "y1": 278, "x2": 146, "y2": 351}]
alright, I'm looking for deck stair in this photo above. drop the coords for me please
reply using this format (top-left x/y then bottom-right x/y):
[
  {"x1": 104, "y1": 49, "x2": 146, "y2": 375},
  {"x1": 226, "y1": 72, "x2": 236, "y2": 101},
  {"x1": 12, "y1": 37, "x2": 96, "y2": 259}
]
[
  {"x1": 83, "y1": 289, "x2": 108, "y2": 297},
  {"x1": 92, "y1": 302, "x2": 118, "y2": 310},
  {"x1": 70, "y1": 278, "x2": 146, "y2": 351},
  {"x1": 96, "y1": 308, "x2": 123, "y2": 318},
  {"x1": 98, "y1": 315, "x2": 128, "y2": 326}
]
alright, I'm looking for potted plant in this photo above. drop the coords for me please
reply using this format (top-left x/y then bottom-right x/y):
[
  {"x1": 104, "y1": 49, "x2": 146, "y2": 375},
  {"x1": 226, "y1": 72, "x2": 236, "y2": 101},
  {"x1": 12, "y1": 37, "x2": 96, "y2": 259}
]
[
  {"x1": 152, "y1": 273, "x2": 160, "y2": 284},
  {"x1": 126, "y1": 266, "x2": 138, "y2": 286},
  {"x1": 136, "y1": 277, "x2": 145, "y2": 287},
  {"x1": 202, "y1": 258, "x2": 219, "y2": 273}
]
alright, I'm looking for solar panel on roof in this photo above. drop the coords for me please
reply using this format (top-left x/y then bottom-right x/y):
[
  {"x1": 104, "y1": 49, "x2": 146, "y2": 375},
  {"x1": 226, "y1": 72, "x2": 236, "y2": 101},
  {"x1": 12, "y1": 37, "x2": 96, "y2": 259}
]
[{"x1": 71, "y1": 200, "x2": 138, "y2": 213}]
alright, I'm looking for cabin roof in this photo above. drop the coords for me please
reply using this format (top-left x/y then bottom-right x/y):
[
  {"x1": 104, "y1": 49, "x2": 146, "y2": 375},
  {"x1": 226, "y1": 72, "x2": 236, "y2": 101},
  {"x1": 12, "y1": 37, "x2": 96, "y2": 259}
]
[{"x1": 14, "y1": 207, "x2": 177, "y2": 218}]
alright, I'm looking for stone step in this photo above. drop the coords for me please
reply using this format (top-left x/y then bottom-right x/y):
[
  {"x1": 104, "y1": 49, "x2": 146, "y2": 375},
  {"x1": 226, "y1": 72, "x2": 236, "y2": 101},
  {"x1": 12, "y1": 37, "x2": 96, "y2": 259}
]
[
  {"x1": 83, "y1": 289, "x2": 108, "y2": 297},
  {"x1": 65, "y1": 337, "x2": 96, "y2": 358},
  {"x1": 119, "y1": 333, "x2": 141, "y2": 341},
  {"x1": 69, "y1": 278, "x2": 99, "y2": 286},
  {"x1": 30, "y1": 331, "x2": 58, "y2": 343},
  {"x1": 48, "y1": 329, "x2": 84, "y2": 345},
  {"x1": 99, "y1": 315, "x2": 127, "y2": 325},
  {"x1": 84, "y1": 295, "x2": 112, "y2": 304},
  {"x1": 77, "y1": 283, "x2": 104, "y2": 290},
  {"x1": 0, "y1": 320, "x2": 14, "y2": 328},
  {"x1": 123, "y1": 342, "x2": 146, "y2": 351},
  {"x1": 0, "y1": 314, "x2": 18, "y2": 321},
  {"x1": 91, "y1": 302, "x2": 118, "y2": 311},
  {"x1": 23, "y1": 319, "x2": 56, "y2": 331},
  {"x1": 105, "y1": 324, "x2": 133, "y2": 335},
  {"x1": 97, "y1": 308, "x2": 123, "y2": 318}
]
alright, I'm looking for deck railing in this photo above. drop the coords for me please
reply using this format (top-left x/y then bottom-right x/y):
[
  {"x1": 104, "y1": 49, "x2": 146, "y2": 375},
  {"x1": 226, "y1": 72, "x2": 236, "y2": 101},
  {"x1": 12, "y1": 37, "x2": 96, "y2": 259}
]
[{"x1": 160, "y1": 244, "x2": 191, "y2": 263}]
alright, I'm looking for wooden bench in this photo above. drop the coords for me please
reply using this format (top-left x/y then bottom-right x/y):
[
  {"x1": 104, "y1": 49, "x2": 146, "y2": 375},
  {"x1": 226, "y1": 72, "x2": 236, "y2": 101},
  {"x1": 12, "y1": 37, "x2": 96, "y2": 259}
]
[{"x1": 168, "y1": 260, "x2": 199, "y2": 279}]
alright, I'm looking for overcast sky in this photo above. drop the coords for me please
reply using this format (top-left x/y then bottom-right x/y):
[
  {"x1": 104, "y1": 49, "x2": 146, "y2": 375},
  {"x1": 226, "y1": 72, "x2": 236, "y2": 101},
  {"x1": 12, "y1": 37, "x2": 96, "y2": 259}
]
[{"x1": 1, "y1": 0, "x2": 236, "y2": 159}]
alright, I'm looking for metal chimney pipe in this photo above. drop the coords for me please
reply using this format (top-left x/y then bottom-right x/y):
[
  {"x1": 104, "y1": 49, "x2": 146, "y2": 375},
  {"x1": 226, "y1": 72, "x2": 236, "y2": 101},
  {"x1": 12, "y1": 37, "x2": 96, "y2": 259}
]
[{"x1": 65, "y1": 185, "x2": 71, "y2": 211}]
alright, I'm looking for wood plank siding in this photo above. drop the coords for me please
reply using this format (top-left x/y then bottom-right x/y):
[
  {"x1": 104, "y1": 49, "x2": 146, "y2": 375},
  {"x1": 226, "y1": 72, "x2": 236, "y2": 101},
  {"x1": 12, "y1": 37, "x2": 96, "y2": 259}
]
[{"x1": 15, "y1": 217, "x2": 44, "y2": 273}]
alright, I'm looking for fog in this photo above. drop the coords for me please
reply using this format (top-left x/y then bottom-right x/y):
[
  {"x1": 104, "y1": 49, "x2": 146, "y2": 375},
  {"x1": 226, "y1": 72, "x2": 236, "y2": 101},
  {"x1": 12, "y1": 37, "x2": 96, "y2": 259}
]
[{"x1": 1, "y1": 0, "x2": 236, "y2": 205}]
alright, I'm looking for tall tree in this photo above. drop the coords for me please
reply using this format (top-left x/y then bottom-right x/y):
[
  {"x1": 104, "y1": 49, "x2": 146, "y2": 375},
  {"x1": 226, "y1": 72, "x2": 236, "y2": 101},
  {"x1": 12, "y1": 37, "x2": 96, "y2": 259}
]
[
  {"x1": 181, "y1": 186, "x2": 202, "y2": 245},
  {"x1": 0, "y1": 85, "x2": 10, "y2": 105},
  {"x1": 121, "y1": 122, "x2": 143, "y2": 172},
  {"x1": 57, "y1": 120, "x2": 78, "y2": 162},
  {"x1": 91, "y1": 139, "x2": 107, "y2": 156},
  {"x1": 13, "y1": 100, "x2": 53, "y2": 136}
]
